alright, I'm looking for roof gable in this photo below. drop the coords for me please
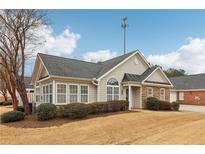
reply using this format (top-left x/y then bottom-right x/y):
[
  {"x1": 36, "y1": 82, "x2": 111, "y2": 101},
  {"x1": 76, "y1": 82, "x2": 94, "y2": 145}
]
[
  {"x1": 145, "y1": 68, "x2": 169, "y2": 83},
  {"x1": 96, "y1": 51, "x2": 150, "y2": 80},
  {"x1": 36, "y1": 50, "x2": 145, "y2": 80},
  {"x1": 122, "y1": 66, "x2": 158, "y2": 82},
  {"x1": 142, "y1": 66, "x2": 173, "y2": 86}
]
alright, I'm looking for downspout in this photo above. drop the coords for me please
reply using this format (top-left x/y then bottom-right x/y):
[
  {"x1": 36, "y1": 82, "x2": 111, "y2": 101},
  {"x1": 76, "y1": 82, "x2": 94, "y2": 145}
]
[
  {"x1": 92, "y1": 78, "x2": 100, "y2": 102},
  {"x1": 91, "y1": 78, "x2": 99, "y2": 86}
]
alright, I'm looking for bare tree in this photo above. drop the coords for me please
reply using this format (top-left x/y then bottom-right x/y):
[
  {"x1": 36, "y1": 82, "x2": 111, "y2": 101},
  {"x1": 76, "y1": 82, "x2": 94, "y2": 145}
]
[
  {"x1": 0, "y1": 10, "x2": 47, "y2": 114},
  {"x1": 0, "y1": 78, "x2": 8, "y2": 102},
  {"x1": 0, "y1": 66, "x2": 18, "y2": 109}
]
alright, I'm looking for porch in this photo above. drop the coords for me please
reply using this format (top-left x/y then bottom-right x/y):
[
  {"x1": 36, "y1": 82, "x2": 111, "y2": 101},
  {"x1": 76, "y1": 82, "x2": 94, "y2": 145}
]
[{"x1": 122, "y1": 82, "x2": 142, "y2": 110}]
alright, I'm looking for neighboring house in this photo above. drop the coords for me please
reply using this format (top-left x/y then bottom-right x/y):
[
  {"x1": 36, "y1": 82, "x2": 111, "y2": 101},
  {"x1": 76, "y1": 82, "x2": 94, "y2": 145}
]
[
  {"x1": 31, "y1": 50, "x2": 173, "y2": 110},
  {"x1": 170, "y1": 74, "x2": 205, "y2": 105},
  {"x1": 0, "y1": 77, "x2": 34, "y2": 104},
  {"x1": 17, "y1": 77, "x2": 35, "y2": 105}
]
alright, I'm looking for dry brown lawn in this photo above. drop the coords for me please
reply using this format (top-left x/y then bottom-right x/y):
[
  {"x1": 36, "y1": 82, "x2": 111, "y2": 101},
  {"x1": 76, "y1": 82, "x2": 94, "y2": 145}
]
[{"x1": 0, "y1": 106, "x2": 205, "y2": 145}]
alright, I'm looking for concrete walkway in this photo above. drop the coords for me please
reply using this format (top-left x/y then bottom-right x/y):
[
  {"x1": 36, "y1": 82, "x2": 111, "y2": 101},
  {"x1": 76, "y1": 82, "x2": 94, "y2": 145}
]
[{"x1": 180, "y1": 104, "x2": 205, "y2": 113}]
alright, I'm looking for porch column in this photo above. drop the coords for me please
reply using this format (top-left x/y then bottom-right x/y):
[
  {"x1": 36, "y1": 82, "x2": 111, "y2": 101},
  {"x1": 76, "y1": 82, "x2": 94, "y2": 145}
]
[
  {"x1": 128, "y1": 85, "x2": 132, "y2": 110},
  {"x1": 52, "y1": 80, "x2": 56, "y2": 104}
]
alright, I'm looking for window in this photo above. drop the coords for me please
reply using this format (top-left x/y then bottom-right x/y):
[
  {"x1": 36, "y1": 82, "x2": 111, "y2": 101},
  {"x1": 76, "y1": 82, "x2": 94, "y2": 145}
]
[
  {"x1": 107, "y1": 78, "x2": 119, "y2": 101},
  {"x1": 35, "y1": 86, "x2": 40, "y2": 103},
  {"x1": 70, "y1": 85, "x2": 78, "y2": 103},
  {"x1": 160, "y1": 88, "x2": 165, "y2": 100},
  {"x1": 57, "y1": 84, "x2": 66, "y2": 103},
  {"x1": 147, "y1": 87, "x2": 153, "y2": 97},
  {"x1": 80, "y1": 85, "x2": 88, "y2": 103},
  {"x1": 42, "y1": 84, "x2": 52, "y2": 103},
  {"x1": 179, "y1": 92, "x2": 184, "y2": 100}
]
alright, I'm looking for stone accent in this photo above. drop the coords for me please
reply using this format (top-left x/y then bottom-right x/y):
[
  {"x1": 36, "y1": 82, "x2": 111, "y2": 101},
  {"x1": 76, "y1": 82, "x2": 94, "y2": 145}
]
[{"x1": 141, "y1": 85, "x2": 171, "y2": 108}]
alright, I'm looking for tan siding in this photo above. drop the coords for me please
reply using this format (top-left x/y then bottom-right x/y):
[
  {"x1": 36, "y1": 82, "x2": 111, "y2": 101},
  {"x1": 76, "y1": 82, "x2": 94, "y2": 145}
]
[
  {"x1": 146, "y1": 69, "x2": 169, "y2": 83},
  {"x1": 98, "y1": 53, "x2": 149, "y2": 101},
  {"x1": 40, "y1": 67, "x2": 48, "y2": 79},
  {"x1": 32, "y1": 57, "x2": 41, "y2": 83}
]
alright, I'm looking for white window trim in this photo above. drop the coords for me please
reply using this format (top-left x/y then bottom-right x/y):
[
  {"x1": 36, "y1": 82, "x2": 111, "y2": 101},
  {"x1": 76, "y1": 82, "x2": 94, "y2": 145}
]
[
  {"x1": 106, "y1": 77, "x2": 120, "y2": 101},
  {"x1": 179, "y1": 92, "x2": 184, "y2": 101},
  {"x1": 160, "y1": 88, "x2": 166, "y2": 101},
  {"x1": 147, "y1": 87, "x2": 153, "y2": 97},
  {"x1": 54, "y1": 83, "x2": 90, "y2": 104},
  {"x1": 69, "y1": 84, "x2": 79, "y2": 103},
  {"x1": 42, "y1": 83, "x2": 53, "y2": 103},
  {"x1": 80, "y1": 84, "x2": 89, "y2": 103},
  {"x1": 35, "y1": 86, "x2": 41, "y2": 103},
  {"x1": 56, "y1": 82, "x2": 67, "y2": 105}
]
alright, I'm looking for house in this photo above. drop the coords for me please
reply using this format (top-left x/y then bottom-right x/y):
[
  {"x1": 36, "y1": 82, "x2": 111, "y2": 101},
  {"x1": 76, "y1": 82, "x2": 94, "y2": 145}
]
[
  {"x1": 170, "y1": 74, "x2": 205, "y2": 105},
  {"x1": 17, "y1": 77, "x2": 35, "y2": 105},
  {"x1": 0, "y1": 77, "x2": 34, "y2": 104},
  {"x1": 31, "y1": 50, "x2": 173, "y2": 110}
]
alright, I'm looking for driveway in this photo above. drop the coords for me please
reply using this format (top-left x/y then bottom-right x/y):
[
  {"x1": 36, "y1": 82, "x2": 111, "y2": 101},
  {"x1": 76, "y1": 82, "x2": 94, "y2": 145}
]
[{"x1": 180, "y1": 104, "x2": 205, "y2": 113}]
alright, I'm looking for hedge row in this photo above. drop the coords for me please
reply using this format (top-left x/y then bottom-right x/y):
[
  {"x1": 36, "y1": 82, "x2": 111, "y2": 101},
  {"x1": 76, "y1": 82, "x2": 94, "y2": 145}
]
[
  {"x1": 36, "y1": 100, "x2": 129, "y2": 121},
  {"x1": 146, "y1": 97, "x2": 180, "y2": 111},
  {"x1": 0, "y1": 101, "x2": 12, "y2": 106},
  {"x1": 88, "y1": 100, "x2": 128, "y2": 114}
]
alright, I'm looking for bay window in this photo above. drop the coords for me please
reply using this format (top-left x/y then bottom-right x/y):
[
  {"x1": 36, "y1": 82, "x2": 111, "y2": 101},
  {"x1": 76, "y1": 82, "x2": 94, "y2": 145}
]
[
  {"x1": 35, "y1": 86, "x2": 40, "y2": 103},
  {"x1": 57, "y1": 84, "x2": 67, "y2": 103},
  {"x1": 42, "y1": 84, "x2": 52, "y2": 103}
]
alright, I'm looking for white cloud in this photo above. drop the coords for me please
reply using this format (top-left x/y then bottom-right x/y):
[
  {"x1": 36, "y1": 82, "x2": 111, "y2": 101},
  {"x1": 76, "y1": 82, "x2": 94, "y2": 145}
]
[
  {"x1": 35, "y1": 25, "x2": 80, "y2": 56},
  {"x1": 147, "y1": 38, "x2": 205, "y2": 74},
  {"x1": 82, "y1": 50, "x2": 118, "y2": 62}
]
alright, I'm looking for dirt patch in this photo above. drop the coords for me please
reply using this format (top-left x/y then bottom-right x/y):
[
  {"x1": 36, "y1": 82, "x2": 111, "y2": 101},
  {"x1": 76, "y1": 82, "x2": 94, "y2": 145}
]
[
  {"x1": 0, "y1": 110, "x2": 205, "y2": 144},
  {"x1": 0, "y1": 106, "x2": 13, "y2": 115}
]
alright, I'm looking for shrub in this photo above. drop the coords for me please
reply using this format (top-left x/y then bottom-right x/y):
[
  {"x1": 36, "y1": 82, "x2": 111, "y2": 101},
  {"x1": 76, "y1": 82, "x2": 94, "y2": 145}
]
[
  {"x1": 146, "y1": 97, "x2": 160, "y2": 110},
  {"x1": 171, "y1": 101, "x2": 180, "y2": 111},
  {"x1": 62, "y1": 103, "x2": 90, "y2": 119},
  {"x1": 1, "y1": 111, "x2": 25, "y2": 123},
  {"x1": 1, "y1": 101, "x2": 12, "y2": 106},
  {"x1": 36, "y1": 103, "x2": 57, "y2": 121},
  {"x1": 17, "y1": 106, "x2": 24, "y2": 112},
  {"x1": 88, "y1": 100, "x2": 128, "y2": 114},
  {"x1": 0, "y1": 101, "x2": 3, "y2": 105},
  {"x1": 159, "y1": 101, "x2": 171, "y2": 110},
  {"x1": 88, "y1": 102, "x2": 109, "y2": 114}
]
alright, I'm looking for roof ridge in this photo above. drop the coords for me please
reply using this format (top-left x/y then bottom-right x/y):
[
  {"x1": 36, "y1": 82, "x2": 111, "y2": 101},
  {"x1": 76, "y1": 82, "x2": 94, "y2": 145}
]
[
  {"x1": 170, "y1": 73, "x2": 205, "y2": 79},
  {"x1": 102, "y1": 50, "x2": 137, "y2": 63},
  {"x1": 187, "y1": 73, "x2": 205, "y2": 76},
  {"x1": 38, "y1": 53, "x2": 101, "y2": 65}
]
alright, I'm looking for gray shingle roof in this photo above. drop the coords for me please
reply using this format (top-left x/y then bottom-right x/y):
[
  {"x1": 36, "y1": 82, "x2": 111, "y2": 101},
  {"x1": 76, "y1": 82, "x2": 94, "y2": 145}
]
[
  {"x1": 170, "y1": 73, "x2": 205, "y2": 90},
  {"x1": 24, "y1": 77, "x2": 33, "y2": 89},
  {"x1": 122, "y1": 66, "x2": 158, "y2": 82},
  {"x1": 38, "y1": 51, "x2": 136, "y2": 79}
]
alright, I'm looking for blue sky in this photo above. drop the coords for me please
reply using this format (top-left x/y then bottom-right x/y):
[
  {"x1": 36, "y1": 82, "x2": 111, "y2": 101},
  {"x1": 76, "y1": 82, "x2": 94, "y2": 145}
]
[{"x1": 26, "y1": 10, "x2": 205, "y2": 76}]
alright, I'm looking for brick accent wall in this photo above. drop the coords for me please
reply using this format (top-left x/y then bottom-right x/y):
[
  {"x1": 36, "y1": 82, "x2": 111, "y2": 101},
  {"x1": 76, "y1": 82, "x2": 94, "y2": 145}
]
[
  {"x1": 177, "y1": 91, "x2": 205, "y2": 105},
  {"x1": 142, "y1": 85, "x2": 171, "y2": 108}
]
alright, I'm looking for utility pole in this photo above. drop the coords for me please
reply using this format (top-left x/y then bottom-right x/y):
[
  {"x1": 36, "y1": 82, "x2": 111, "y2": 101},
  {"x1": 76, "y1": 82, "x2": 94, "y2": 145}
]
[{"x1": 121, "y1": 17, "x2": 128, "y2": 54}]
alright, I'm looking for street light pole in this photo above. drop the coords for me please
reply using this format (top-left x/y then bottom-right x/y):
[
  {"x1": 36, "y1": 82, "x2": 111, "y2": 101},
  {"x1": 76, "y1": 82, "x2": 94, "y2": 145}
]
[{"x1": 121, "y1": 17, "x2": 128, "y2": 55}]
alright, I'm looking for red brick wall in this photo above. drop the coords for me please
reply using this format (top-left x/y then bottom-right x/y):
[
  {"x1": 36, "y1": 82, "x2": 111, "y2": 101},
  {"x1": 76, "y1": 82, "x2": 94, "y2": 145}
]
[
  {"x1": 177, "y1": 91, "x2": 205, "y2": 105},
  {"x1": 142, "y1": 85, "x2": 171, "y2": 108}
]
